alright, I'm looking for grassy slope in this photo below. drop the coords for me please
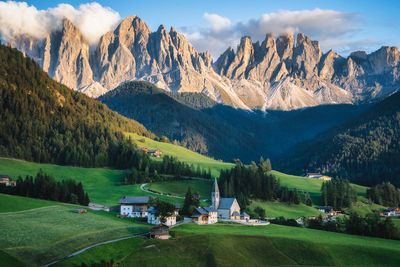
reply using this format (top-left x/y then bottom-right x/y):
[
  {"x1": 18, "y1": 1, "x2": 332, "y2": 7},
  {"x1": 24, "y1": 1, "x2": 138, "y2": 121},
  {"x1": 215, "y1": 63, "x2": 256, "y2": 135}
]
[
  {"x1": 58, "y1": 223, "x2": 400, "y2": 267},
  {"x1": 0, "y1": 193, "x2": 58, "y2": 213},
  {"x1": 0, "y1": 195, "x2": 150, "y2": 266},
  {"x1": 0, "y1": 158, "x2": 183, "y2": 206},
  {"x1": 144, "y1": 179, "x2": 212, "y2": 199},
  {"x1": 128, "y1": 133, "x2": 234, "y2": 177},
  {"x1": 249, "y1": 200, "x2": 323, "y2": 219}
]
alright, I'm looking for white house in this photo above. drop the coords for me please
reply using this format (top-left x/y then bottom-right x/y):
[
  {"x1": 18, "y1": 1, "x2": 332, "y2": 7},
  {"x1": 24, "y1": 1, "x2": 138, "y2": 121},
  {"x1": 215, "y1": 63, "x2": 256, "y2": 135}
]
[
  {"x1": 119, "y1": 196, "x2": 150, "y2": 218},
  {"x1": 147, "y1": 206, "x2": 177, "y2": 226},
  {"x1": 191, "y1": 207, "x2": 218, "y2": 224}
]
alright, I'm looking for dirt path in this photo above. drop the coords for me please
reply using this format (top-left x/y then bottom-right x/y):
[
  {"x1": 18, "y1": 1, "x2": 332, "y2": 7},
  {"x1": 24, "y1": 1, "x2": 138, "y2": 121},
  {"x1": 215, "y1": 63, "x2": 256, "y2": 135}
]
[{"x1": 140, "y1": 183, "x2": 184, "y2": 199}]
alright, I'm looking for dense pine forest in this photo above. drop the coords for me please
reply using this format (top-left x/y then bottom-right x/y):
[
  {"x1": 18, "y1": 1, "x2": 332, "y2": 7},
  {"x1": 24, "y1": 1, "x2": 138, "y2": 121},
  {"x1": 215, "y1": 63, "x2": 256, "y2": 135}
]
[
  {"x1": 0, "y1": 171, "x2": 90, "y2": 206},
  {"x1": 0, "y1": 44, "x2": 154, "y2": 168},
  {"x1": 278, "y1": 91, "x2": 400, "y2": 187},
  {"x1": 218, "y1": 159, "x2": 312, "y2": 208}
]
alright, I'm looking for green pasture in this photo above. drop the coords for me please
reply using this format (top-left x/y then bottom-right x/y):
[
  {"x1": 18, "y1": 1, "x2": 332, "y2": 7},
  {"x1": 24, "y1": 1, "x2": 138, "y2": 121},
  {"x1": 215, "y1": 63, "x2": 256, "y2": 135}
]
[
  {"x1": 249, "y1": 200, "x2": 323, "y2": 219},
  {"x1": 144, "y1": 179, "x2": 212, "y2": 199}
]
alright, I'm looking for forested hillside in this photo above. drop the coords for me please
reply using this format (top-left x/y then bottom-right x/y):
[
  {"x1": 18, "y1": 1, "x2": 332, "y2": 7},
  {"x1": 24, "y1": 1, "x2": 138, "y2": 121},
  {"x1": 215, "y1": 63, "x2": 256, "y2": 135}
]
[
  {"x1": 277, "y1": 91, "x2": 400, "y2": 186},
  {"x1": 0, "y1": 44, "x2": 153, "y2": 167},
  {"x1": 99, "y1": 81, "x2": 368, "y2": 162}
]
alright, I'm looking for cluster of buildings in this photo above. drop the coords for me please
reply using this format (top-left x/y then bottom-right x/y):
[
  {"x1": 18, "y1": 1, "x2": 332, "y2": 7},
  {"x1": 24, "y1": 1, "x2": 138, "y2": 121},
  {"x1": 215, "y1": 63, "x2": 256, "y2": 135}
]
[
  {"x1": 118, "y1": 196, "x2": 180, "y2": 227},
  {"x1": 304, "y1": 173, "x2": 332, "y2": 181},
  {"x1": 137, "y1": 147, "x2": 163, "y2": 157},
  {"x1": 0, "y1": 175, "x2": 16, "y2": 187},
  {"x1": 382, "y1": 207, "x2": 400, "y2": 217}
]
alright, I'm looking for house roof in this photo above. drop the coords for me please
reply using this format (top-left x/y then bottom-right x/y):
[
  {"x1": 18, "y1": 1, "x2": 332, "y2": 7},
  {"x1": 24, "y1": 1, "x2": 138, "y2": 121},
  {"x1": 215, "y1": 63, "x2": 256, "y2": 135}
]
[
  {"x1": 174, "y1": 203, "x2": 181, "y2": 209},
  {"x1": 212, "y1": 178, "x2": 220, "y2": 194},
  {"x1": 148, "y1": 149, "x2": 161, "y2": 153},
  {"x1": 232, "y1": 211, "x2": 240, "y2": 216},
  {"x1": 119, "y1": 196, "x2": 150, "y2": 204},
  {"x1": 307, "y1": 173, "x2": 322, "y2": 176},
  {"x1": 218, "y1": 198, "x2": 236, "y2": 209},
  {"x1": 204, "y1": 206, "x2": 217, "y2": 213},
  {"x1": 241, "y1": 212, "x2": 249, "y2": 217},
  {"x1": 315, "y1": 206, "x2": 333, "y2": 210},
  {"x1": 151, "y1": 224, "x2": 169, "y2": 230},
  {"x1": 147, "y1": 206, "x2": 158, "y2": 214},
  {"x1": 386, "y1": 207, "x2": 399, "y2": 211},
  {"x1": 0, "y1": 175, "x2": 10, "y2": 179}
]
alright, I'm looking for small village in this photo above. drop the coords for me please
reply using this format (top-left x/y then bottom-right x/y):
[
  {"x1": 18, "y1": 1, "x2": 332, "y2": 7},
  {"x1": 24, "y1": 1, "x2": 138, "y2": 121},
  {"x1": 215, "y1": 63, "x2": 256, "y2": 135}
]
[{"x1": 114, "y1": 176, "x2": 400, "y2": 240}]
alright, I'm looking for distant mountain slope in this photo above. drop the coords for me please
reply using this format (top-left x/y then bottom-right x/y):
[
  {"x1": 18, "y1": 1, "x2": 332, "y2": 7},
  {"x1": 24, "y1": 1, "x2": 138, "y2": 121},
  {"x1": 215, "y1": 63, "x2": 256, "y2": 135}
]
[
  {"x1": 277, "y1": 92, "x2": 400, "y2": 186},
  {"x1": 10, "y1": 15, "x2": 400, "y2": 110},
  {"x1": 99, "y1": 81, "x2": 368, "y2": 162},
  {"x1": 0, "y1": 44, "x2": 153, "y2": 167}
]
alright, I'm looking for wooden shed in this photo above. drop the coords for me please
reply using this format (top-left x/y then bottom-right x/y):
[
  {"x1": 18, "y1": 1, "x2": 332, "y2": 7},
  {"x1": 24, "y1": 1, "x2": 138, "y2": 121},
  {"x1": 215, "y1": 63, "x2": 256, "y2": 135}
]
[{"x1": 149, "y1": 224, "x2": 170, "y2": 240}]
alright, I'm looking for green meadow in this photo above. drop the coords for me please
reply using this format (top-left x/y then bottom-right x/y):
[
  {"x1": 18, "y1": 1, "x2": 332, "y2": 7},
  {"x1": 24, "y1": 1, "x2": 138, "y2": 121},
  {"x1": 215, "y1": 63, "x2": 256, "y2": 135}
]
[
  {"x1": 0, "y1": 158, "x2": 183, "y2": 206},
  {"x1": 144, "y1": 179, "x2": 212, "y2": 199},
  {"x1": 57, "y1": 223, "x2": 400, "y2": 267},
  {"x1": 249, "y1": 200, "x2": 323, "y2": 219},
  {"x1": 127, "y1": 133, "x2": 234, "y2": 177},
  {"x1": 0, "y1": 194, "x2": 150, "y2": 266}
]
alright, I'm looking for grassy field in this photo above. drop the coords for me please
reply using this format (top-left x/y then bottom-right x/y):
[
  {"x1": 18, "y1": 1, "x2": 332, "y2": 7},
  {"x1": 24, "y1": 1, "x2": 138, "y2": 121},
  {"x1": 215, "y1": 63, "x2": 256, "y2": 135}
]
[
  {"x1": 249, "y1": 200, "x2": 323, "y2": 219},
  {"x1": 144, "y1": 179, "x2": 212, "y2": 199},
  {"x1": 0, "y1": 193, "x2": 59, "y2": 213},
  {"x1": 271, "y1": 170, "x2": 368, "y2": 205},
  {"x1": 128, "y1": 133, "x2": 234, "y2": 177},
  {"x1": 0, "y1": 158, "x2": 183, "y2": 206},
  {"x1": 0, "y1": 195, "x2": 150, "y2": 266},
  {"x1": 57, "y1": 223, "x2": 400, "y2": 267}
]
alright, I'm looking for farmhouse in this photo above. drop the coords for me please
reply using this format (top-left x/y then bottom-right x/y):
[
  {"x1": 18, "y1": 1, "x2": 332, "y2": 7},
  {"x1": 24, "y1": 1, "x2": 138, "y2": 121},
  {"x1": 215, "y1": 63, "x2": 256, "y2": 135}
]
[
  {"x1": 383, "y1": 207, "x2": 400, "y2": 216},
  {"x1": 149, "y1": 224, "x2": 170, "y2": 239},
  {"x1": 0, "y1": 175, "x2": 16, "y2": 186},
  {"x1": 119, "y1": 196, "x2": 150, "y2": 218},
  {"x1": 315, "y1": 206, "x2": 337, "y2": 215},
  {"x1": 147, "y1": 206, "x2": 177, "y2": 226},
  {"x1": 305, "y1": 173, "x2": 332, "y2": 181},
  {"x1": 212, "y1": 178, "x2": 241, "y2": 220},
  {"x1": 191, "y1": 207, "x2": 218, "y2": 224},
  {"x1": 148, "y1": 149, "x2": 162, "y2": 157}
]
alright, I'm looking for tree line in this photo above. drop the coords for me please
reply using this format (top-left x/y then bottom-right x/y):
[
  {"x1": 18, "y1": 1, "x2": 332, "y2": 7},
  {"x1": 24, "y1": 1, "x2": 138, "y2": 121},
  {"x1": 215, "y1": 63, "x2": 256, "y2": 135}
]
[
  {"x1": 307, "y1": 212, "x2": 399, "y2": 240},
  {"x1": 367, "y1": 182, "x2": 400, "y2": 207},
  {"x1": 0, "y1": 171, "x2": 90, "y2": 206},
  {"x1": 321, "y1": 178, "x2": 357, "y2": 209},
  {"x1": 218, "y1": 158, "x2": 312, "y2": 208}
]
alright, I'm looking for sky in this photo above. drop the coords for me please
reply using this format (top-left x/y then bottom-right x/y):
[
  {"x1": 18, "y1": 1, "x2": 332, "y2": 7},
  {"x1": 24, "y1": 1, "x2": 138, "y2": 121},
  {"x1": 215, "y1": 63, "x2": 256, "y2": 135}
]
[{"x1": 1, "y1": 0, "x2": 399, "y2": 58}]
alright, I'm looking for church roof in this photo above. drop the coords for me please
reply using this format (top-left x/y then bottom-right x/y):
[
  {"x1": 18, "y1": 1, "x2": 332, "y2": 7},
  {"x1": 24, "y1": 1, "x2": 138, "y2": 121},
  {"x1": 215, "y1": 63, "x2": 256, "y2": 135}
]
[
  {"x1": 212, "y1": 178, "x2": 220, "y2": 193},
  {"x1": 241, "y1": 212, "x2": 249, "y2": 217},
  {"x1": 204, "y1": 206, "x2": 217, "y2": 213},
  {"x1": 218, "y1": 198, "x2": 236, "y2": 209},
  {"x1": 232, "y1": 211, "x2": 240, "y2": 216}
]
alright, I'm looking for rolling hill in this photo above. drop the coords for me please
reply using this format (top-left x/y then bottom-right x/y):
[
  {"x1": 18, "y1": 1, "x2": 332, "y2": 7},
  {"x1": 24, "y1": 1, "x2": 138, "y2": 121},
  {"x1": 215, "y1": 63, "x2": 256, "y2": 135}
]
[
  {"x1": 277, "y1": 91, "x2": 400, "y2": 186},
  {"x1": 0, "y1": 44, "x2": 153, "y2": 168}
]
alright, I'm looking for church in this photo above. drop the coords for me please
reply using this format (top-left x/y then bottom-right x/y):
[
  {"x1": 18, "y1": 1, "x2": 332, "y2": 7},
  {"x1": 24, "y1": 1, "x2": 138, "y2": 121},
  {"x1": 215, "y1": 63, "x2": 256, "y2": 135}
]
[{"x1": 212, "y1": 178, "x2": 241, "y2": 220}]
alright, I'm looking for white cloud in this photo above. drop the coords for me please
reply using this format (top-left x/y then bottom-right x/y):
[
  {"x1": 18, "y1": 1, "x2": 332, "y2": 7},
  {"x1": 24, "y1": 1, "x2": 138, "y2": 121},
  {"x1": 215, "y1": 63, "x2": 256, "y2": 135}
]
[
  {"x1": 0, "y1": 1, "x2": 121, "y2": 45},
  {"x1": 183, "y1": 9, "x2": 366, "y2": 59},
  {"x1": 204, "y1": 13, "x2": 231, "y2": 32}
]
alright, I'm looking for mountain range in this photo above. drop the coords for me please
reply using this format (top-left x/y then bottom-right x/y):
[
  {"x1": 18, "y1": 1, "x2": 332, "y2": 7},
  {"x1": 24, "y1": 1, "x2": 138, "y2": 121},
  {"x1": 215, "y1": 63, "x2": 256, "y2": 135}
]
[{"x1": 9, "y1": 15, "x2": 400, "y2": 110}]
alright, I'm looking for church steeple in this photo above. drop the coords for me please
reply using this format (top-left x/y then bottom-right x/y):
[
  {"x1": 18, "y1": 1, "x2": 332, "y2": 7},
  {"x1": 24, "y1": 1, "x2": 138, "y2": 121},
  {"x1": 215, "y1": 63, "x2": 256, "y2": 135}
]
[{"x1": 212, "y1": 178, "x2": 220, "y2": 209}]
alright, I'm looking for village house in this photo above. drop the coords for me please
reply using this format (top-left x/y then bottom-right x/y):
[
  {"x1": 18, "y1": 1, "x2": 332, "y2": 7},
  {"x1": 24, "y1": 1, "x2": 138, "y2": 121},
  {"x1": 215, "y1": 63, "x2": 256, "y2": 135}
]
[
  {"x1": 240, "y1": 212, "x2": 250, "y2": 221},
  {"x1": 305, "y1": 173, "x2": 332, "y2": 181},
  {"x1": 147, "y1": 206, "x2": 177, "y2": 226},
  {"x1": 191, "y1": 207, "x2": 218, "y2": 224},
  {"x1": 148, "y1": 149, "x2": 162, "y2": 157},
  {"x1": 0, "y1": 175, "x2": 16, "y2": 187},
  {"x1": 315, "y1": 206, "x2": 337, "y2": 215},
  {"x1": 119, "y1": 196, "x2": 151, "y2": 218},
  {"x1": 383, "y1": 207, "x2": 400, "y2": 216},
  {"x1": 212, "y1": 178, "x2": 241, "y2": 220},
  {"x1": 149, "y1": 224, "x2": 170, "y2": 239}
]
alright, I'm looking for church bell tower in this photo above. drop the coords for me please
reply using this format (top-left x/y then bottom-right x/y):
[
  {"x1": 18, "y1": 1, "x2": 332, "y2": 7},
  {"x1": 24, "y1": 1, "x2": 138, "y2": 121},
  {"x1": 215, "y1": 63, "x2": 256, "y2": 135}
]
[{"x1": 212, "y1": 178, "x2": 220, "y2": 209}]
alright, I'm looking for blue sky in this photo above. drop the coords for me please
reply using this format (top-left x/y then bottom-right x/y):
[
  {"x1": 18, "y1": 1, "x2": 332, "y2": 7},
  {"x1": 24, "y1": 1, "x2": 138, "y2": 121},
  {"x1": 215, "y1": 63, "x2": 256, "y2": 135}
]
[{"x1": 1, "y1": 0, "x2": 399, "y2": 58}]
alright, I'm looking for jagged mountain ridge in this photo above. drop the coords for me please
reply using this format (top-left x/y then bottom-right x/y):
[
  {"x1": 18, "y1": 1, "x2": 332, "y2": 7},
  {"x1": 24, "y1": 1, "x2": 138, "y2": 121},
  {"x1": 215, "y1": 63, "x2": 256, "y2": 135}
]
[{"x1": 9, "y1": 15, "x2": 400, "y2": 110}]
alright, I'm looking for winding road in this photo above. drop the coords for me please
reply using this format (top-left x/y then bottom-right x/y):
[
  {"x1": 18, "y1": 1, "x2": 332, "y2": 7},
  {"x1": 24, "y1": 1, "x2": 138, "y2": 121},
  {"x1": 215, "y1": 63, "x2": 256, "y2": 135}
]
[
  {"x1": 140, "y1": 183, "x2": 184, "y2": 199},
  {"x1": 42, "y1": 233, "x2": 148, "y2": 267}
]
